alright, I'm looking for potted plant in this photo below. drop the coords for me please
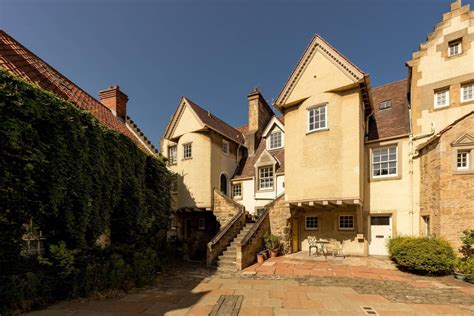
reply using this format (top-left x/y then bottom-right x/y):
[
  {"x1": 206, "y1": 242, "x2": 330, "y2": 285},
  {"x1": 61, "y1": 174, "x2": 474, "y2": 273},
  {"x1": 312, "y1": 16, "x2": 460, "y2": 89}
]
[
  {"x1": 256, "y1": 251, "x2": 265, "y2": 264},
  {"x1": 264, "y1": 233, "x2": 281, "y2": 258},
  {"x1": 453, "y1": 230, "x2": 474, "y2": 283}
]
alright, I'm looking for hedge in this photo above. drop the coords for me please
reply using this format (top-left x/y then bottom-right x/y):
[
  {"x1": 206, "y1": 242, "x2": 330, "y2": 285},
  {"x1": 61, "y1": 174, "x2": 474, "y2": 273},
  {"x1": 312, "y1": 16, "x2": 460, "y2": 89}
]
[
  {"x1": 0, "y1": 69, "x2": 171, "y2": 313},
  {"x1": 388, "y1": 236, "x2": 455, "y2": 275}
]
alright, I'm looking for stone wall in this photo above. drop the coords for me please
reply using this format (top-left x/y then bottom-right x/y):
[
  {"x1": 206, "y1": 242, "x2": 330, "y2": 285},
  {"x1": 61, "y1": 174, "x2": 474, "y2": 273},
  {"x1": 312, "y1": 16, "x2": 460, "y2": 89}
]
[
  {"x1": 267, "y1": 194, "x2": 293, "y2": 254},
  {"x1": 419, "y1": 113, "x2": 474, "y2": 251},
  {"x1": 237, "y1": 213, "x2": 270, "y2": 270},
  {"x1": 213, "y1": 188, "x2": 244, "y2": 227}
]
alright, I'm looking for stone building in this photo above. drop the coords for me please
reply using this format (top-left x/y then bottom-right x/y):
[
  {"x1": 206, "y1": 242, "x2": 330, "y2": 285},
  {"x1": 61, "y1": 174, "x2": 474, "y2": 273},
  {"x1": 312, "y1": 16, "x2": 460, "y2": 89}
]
[{"x1": 160, "y1": 0, "x2": 474, "y2": 268}]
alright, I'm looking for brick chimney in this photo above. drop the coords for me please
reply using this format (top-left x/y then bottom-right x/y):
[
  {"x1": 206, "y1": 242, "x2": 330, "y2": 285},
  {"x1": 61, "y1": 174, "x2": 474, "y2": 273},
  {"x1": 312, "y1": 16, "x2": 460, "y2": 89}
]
[
  {"x1": 245, "y1": 88, "x2": 273, "y2": 156},
  {"x1": 99, "y1": 86, "x2": 128, "y2": 120}
]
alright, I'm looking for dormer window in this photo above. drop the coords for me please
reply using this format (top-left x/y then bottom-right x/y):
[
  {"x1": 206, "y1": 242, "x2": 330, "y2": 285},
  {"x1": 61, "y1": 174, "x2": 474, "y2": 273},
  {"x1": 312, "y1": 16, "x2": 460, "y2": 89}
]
[
  {"x1": 448, "y1": 39, "x2": 462, "y2": 57},
  {"x1": 379, "y1": 100, "x2": 392, "y2": 110},
  {"x1": 268, "y1": 130, "x2": 283, "y2": 150}
]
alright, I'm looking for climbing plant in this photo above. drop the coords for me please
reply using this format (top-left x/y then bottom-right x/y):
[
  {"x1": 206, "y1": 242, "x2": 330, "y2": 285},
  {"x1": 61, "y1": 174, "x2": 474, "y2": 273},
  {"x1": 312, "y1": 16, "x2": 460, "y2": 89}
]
[{"x1": 0, "y1": 69, "x2": 171, "y2": 312}]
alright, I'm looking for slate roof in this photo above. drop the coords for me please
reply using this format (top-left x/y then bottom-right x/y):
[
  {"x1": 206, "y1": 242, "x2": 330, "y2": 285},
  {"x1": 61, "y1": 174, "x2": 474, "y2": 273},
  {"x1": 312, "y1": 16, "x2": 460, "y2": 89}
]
[
  {"x1": 233, "y1": 117, "x2": 285, "y2": 180},
  {"x1": 0, "y1": 30, "x2": 157, "y2": 154},
  {"x1": 368, "y1": 79, "x2": 410, "y2": 141},
  {"x1": 184, "y1": 97, "x2": 245, "y2": 145}
]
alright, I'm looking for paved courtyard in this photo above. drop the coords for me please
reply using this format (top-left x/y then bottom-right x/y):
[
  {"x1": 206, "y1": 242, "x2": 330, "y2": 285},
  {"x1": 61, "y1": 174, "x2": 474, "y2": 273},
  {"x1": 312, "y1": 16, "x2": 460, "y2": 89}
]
[{"x1": 29, "y1": 255, "x2": 474, "y2": 316}]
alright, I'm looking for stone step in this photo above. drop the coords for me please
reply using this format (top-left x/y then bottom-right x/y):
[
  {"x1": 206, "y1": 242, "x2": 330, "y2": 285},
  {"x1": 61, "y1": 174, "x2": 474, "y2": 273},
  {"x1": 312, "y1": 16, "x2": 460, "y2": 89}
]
[
  {"x1": 217, "y1": 266, "x2": 236, "y2": 273},
  {"x1": 223, "y1": 249, "x2": 236, "y2": 256},
  {"x1": 217, "y1": 260, "x2": 236, "y2": 268},
  {"x1": 218, "y1": 256, "x2": 236, "y2": 264}
]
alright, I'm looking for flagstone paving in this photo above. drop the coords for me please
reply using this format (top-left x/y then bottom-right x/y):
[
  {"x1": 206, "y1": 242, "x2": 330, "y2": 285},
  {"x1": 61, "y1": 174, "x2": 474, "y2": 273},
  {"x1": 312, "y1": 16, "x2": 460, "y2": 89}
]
[{"x1": 28, "y1": 256, "x2": 474, "y2": 316}]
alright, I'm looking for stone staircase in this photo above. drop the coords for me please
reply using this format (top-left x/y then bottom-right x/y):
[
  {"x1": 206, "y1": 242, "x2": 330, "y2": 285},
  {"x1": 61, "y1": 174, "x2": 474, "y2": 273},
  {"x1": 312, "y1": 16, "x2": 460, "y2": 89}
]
[{"x1": 216, "y1": 222, "x2": 254, "y2": 272}]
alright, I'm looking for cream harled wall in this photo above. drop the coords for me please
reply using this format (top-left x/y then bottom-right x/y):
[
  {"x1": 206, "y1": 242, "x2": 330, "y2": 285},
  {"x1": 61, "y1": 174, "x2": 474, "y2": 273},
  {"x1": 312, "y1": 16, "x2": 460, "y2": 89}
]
[{"x1": 283, "y1": 50, "x2": 365, "y2": 203}]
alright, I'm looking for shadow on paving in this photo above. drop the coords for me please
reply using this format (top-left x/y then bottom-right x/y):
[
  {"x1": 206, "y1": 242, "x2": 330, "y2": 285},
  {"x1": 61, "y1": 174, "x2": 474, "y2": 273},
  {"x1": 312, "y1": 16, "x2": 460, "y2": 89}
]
[{"x1": 28, "y1": 260, "x2": 220, "y2": 315}]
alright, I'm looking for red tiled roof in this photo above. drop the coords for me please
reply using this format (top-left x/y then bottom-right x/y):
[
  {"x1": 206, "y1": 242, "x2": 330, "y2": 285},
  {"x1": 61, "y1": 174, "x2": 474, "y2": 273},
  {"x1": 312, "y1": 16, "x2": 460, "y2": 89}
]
[
  {"x1": 184, "y1": 97, "x2": 245, "y2": 144},
  {"x1": 0, "y1": 30, "x2": 155, "y2": 154},
  {"x1": 367, "y1": 79, "x2": 410, "y2": 141}
]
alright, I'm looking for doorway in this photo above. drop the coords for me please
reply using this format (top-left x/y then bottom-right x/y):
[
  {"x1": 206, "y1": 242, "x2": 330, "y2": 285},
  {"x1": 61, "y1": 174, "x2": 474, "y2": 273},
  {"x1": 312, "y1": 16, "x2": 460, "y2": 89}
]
[
  {"x1": 220, "y1": 174, "x2": 228, "y2": 195},
  {"x1": 369, "y1": 216, "x2": 392, "y2": 256}
]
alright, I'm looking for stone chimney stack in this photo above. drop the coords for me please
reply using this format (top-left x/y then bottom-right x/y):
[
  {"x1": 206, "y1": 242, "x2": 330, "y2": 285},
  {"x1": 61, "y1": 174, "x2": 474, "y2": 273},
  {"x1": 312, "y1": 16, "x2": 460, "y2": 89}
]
[
  {"x1": 99, "y1": 86, "x2": 128, "y2": 120},
  {"x1": 245, "y1": 87, "x2": 274, "y2": 156}
]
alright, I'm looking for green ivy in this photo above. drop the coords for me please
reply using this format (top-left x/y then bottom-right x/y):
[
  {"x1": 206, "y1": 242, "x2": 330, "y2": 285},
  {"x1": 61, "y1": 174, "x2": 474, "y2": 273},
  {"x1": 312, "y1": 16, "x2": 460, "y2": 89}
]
[{"x1": 0, "y1": 69, "x2": 171, "y2": 312}]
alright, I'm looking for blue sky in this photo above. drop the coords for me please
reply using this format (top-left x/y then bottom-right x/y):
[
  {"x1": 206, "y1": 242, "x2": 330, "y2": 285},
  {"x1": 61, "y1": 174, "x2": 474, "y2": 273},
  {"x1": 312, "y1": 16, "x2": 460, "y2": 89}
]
[{"x1": 1, "y1": 0, "x2": 470, "y2": 147}]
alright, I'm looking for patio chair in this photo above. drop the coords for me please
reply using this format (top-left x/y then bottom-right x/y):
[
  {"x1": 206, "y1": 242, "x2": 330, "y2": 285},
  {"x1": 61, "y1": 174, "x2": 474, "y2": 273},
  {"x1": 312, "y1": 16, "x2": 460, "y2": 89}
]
[
  {"x1": 308, "y1": 236, "x2": 318, "y2": 256},
  {"x1": 326, "y1": 239, "x2": 345, "y2": 258}
]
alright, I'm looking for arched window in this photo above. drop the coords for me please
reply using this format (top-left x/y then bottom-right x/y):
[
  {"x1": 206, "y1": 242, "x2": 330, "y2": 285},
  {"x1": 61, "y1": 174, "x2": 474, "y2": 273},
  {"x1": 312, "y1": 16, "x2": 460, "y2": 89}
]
[{"x1": 220, "y1": 174, "x2": 228, "y2": 195}]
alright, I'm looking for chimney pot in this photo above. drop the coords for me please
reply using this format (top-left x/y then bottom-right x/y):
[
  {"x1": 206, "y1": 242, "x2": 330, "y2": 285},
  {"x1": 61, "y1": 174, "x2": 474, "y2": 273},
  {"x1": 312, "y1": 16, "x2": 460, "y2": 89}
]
[{"x1": 99, "y1": 85, "x2": 128, "y2": 120}]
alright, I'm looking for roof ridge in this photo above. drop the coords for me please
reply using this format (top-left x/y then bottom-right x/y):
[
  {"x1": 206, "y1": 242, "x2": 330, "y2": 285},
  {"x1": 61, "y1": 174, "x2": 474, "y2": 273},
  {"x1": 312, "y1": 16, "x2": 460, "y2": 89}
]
[{"x1": 372, "y1": 78, "x2": 407, "y2": 90}]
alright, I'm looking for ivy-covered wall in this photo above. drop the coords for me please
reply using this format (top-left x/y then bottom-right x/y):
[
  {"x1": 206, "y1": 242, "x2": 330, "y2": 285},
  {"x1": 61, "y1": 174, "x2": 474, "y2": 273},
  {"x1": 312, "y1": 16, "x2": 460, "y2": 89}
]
[{"x1": 0, "y1": 69, "x2": 171, "y2": 312}]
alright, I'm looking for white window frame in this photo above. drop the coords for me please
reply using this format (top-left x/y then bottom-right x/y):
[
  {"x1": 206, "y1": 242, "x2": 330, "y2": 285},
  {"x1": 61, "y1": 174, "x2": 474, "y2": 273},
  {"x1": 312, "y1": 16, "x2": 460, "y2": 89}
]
[
  {"x1": 379, "y1": 100, "x2": 392, "y2": 110},
  {"x1": 170, "y1": 175, "x2": 178, "y2": 194},
  {"x1": 183, "y1": 143, "x2": 192, "y2": 159},
  {"x1": 461, "y1": 83, "x2": 474, "y2": 103},
  {"x1": 457, "y1": 151, "x2": 470, "y2": 170},
  {"x1": 232, "y1": 183, "x2": 242, "y2": 199},
  {"x1": 372, "y1": 145, "x2": 398, "y2": 178},
  {"x1": 307, "y1": 104, "x2": 327, "y2": 133},
  {"x1": 305, "y1": 216, "x2": 319, "y2": 231},
  {"x1": 434, "y1": 89, "x2": 450, "y2": 109},
  {"x1": 268, "y1": 129, "x2": 283, "y2": 150},
  {"x1": 448, "y1": 39, "x2": 462, "y2": 57},
  {"x1": 168, "y1": 145, "x2": 177, "y2": 165},
  {"x1": 258, "y1": 166, "x2": 274, "y2": 190},
  {"x1": 338, "y1": 215, "x2": 355, "y2": 231},
  {"x1": 222, "y1": 139, "x2": 229, "y2": 155}
]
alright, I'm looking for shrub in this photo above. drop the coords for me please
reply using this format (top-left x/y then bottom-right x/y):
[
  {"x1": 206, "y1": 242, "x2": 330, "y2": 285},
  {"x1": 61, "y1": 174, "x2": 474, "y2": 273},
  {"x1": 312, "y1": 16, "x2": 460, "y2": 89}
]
[
  {"x1": 264, "y1": 232, "x2": 280, "y2": 250},
  {"x1": 388, "y1": 236, "x2": 455, "y2": 275}
]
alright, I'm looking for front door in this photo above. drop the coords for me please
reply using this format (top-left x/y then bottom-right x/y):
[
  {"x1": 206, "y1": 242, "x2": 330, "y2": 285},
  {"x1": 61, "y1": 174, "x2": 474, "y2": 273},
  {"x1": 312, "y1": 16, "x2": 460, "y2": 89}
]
[{"x1": 369, "y1": 216, "x2": 392, "y2": 256}]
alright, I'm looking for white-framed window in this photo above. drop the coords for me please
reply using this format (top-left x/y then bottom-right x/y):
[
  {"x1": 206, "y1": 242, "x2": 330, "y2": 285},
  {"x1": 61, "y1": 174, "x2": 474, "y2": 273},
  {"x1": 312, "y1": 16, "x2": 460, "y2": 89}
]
[
  {"x1": 461, "y1": 83, "x2": 474, "y2": 102},
  {"x1": 379, "y1": 100, "x2": 392, "y2": 110},
  {"x1": 457, "y1": 151, "x2": 470, "y2": 170},
  {"x1": 422, "y1": 216, "x2": 430, "y2": 236},
  {"x1": 434, "y1": 89, "x2": 449, "y2": 108},
  {"x1": 268, "y1": 130, "x2": 283, "y2": 149},
  {"x1": 338, "y1": 215, "x2": 354, "y2": 230},
  {"x1": 308, "y1": 104, "x2": 327, "y2": 132},
  {"x1": 222, "y1": 139, "x2": 229, "y2": 155},
  {"x1": 232, "y1": 183, "x2": 242, "y2": 198},
  {"x1": 258, "y1": 166, "x2": 273, "y2": 190},
  {"x1": 448, "y1": 39, "x2": 462, "y2": 57},
  {"x1": 168, "y1": 146, "x2": 177, "y2": 165},
  {"x1": 305, "y1": 216, "x2": 319, "y2": 230},
  {"x1": 372, "y1": 146, "x2": 397, "y2": 177},
  {"x1": 183, "y1": 143, "x2": 192, "y2": 159}
]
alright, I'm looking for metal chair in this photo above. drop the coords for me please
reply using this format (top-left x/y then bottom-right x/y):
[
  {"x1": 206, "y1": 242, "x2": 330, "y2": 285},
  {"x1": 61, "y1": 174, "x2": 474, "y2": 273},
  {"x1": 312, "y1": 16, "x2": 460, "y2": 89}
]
[{"x1": 308, "y1": 236, "x2": 318, "y2": 255}]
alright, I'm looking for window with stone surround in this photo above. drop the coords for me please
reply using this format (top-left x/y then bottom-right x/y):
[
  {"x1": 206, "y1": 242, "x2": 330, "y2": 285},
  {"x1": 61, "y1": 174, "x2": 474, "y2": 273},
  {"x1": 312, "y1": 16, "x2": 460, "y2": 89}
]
[
  {"x1": 434, "y1": 89, "x2": 449, "y2": 108},
  {"x1": 338, "y1": 215, "x2": 354, "y2": 230},
  {"x1": 268, "y1": 130, "x2": 283, "y2": 149},
  {"x1": 258, "y1": 166, "x2": 273, "y2": 190},
  {"x1": 461, "y1": 83, "x2": 474, "y2": 102},
  {"x1": 379, "y1": 100, "x2": 392, "y2": 110},
  {"x1": 305, "y1": 216, "x2": 319, "y2": 230},
  {"x1": 183, "y1": 143, "x2": 192, "y2": 159},
  {"x1": 448, "y1": 39, "x2": 462, "y2": 57},
  {"x1": 457, "y1": 151, "x2": 470, "y2": 170},
  {"x1": 372, "y1": 146, "x2": 397, "y2": 178}
]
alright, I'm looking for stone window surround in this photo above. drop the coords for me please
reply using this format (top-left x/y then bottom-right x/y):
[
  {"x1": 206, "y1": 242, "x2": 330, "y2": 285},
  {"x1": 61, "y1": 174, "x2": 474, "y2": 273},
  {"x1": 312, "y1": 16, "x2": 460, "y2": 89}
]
[
  {"x1": 434, "y1": 88, "x2": 450, "y2": 109},
  {"x1": 267, "y1": 128, "x2": 284, "y2": 150},
  {"x1": 369, "y1": 141, "x2": 403, "y2": 182},
  {"x1": 305, "y1": 215, "x2": 319, "y2": 231},
  {"x1": 232, "y1": 182, "x2": 242, "y2": 200},
  {"x1": 307, "y1": 103, "x2": 329, "y2": 134},
  {"x1": 435, "y1": 28, "x2": 472, "y2": 61},
  {"x1": 182, "y1": 142, "x2": 192, "y2": 160},
  {"x1": 452, "y1": 147, "x2": 474, "y2": 175},
  {"x1": 448, "y1": 38, "x2": 462, "y2": 57}
]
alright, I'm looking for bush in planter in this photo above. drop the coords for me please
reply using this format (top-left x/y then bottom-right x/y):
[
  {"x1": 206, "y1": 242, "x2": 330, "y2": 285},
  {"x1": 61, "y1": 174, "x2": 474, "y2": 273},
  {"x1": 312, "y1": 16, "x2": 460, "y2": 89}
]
[
  {"x1": 263, "y1": 233, "x2": 280, "y2": 250},
  {"x1": 388, "y1": 236, "x2": 455, "y2": 275},
  {"x1": 454, "y1": 230, "x2": 474, "y2": 282}
]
